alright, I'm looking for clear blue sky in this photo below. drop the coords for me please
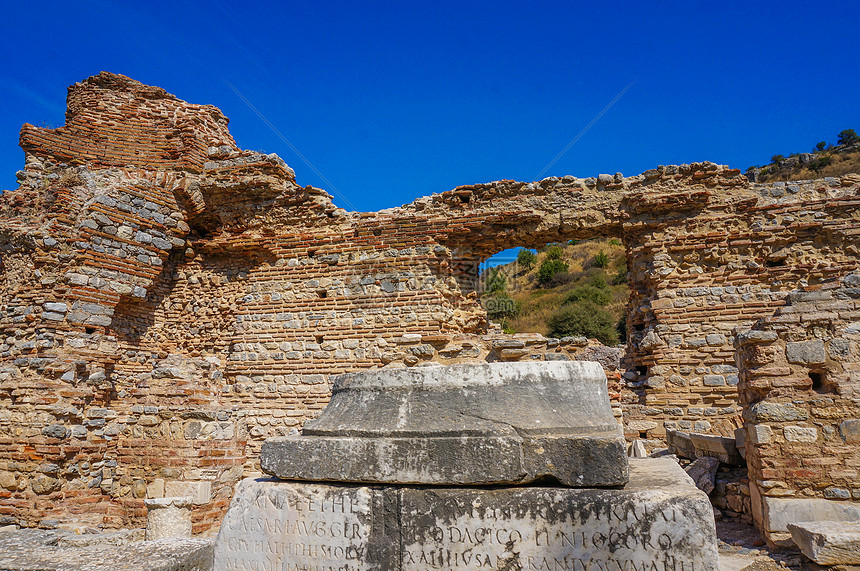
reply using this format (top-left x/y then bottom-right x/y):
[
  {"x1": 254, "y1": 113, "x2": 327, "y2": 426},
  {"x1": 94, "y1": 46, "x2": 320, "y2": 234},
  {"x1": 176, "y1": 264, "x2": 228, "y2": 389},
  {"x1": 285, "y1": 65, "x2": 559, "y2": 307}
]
[{"x1": 1, "y1": 1, "x2": 858, "y2": 214}]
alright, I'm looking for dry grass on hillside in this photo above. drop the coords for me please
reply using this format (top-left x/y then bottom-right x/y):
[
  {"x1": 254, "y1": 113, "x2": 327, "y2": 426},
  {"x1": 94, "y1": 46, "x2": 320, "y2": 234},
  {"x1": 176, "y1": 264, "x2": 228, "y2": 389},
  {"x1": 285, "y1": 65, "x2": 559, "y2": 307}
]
[
  {"x1": 481, "y1": 238, "x2": 628, "y2": 337},
  {"x1": 756, "y1": 148, "x2": 860, "y2": 182}
]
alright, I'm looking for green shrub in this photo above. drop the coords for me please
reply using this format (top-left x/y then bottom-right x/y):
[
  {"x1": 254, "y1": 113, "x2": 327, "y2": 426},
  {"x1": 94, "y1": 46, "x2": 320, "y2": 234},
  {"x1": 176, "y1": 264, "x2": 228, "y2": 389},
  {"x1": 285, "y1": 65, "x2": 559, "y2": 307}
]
[
  {"x1": 771, "y1": 154, "x2": 784, "y2": 164},
  {"x1": 537, "y1": 258, "x2": 569, "y2": 285},
  {"x1": 484, "y1": 267, "x2": 506, "y2": 294},
  {"x1": 591, "y1": 251, "x2": 610, "y2": 269},
  {"x1": 815, "y1": 141, "x2": 827, "y2": 152},
  {"x1": 564, "y1": 285, "x2": 611, "y2": 306},
  {"x1": 809, "y1": 156, "x2": 833, "y2": 173},
  {"x1": 484, "y1": 293, "x2": 520, "y2": 320},
  {"x1": 588, "y1": 272, "x2": 609, "y2": 290},
  {"x1": 611, "y1": 267, "x2": 628, "y2": 285},
  {"x1": 544, "y1": 244, "x2": 563, "y2": 260},
  {"x1": 517, "y1": 248, "x2": 537, "y2": 271},
  {"x1": 547, "y1": 302, "x2": 619, "y2": 345},
  {"x1": 616, "y1": 315, "x2": 627, "y2": 343},
  {"x1": 608, "y1": 238, "x2": 621, "y2": 246}
]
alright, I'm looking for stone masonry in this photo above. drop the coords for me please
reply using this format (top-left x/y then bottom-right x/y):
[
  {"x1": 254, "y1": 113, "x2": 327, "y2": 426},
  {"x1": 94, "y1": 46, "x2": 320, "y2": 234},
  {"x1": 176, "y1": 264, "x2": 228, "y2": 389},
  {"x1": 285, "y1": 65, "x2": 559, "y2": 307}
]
[
  {"x1": 0, "y1": 72, "x2": 858, "y2": 535},
  {"x1": 736, "y1": 272, "x2": 860, "y2": 543}
]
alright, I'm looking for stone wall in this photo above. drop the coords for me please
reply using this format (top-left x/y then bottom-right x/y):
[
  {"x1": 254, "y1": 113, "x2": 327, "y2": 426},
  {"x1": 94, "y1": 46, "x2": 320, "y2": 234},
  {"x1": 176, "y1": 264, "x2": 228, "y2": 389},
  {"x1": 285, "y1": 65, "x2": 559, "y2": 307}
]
[
  {"x1": 0, "y1": 72, "x2": 858, "y2": 533},
  {"x1": 736, "y1": 272, "x2": 860, "y2": 544}
]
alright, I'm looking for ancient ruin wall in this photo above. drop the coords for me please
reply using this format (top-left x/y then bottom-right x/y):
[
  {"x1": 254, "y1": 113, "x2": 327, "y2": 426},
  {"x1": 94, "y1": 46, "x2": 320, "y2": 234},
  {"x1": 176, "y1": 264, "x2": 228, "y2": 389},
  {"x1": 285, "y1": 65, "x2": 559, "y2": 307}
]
[
  {"x1": 0, "y1": 72, "x2": 858, "y2": 531},
  {"x1": 736, "y1": 273, "x2": 860, "y2": 543}
]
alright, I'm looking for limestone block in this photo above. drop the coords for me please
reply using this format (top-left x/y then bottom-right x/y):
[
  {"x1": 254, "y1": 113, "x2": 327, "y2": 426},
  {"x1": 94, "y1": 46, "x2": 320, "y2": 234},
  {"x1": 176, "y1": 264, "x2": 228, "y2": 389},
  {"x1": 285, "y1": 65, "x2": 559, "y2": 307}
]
[
  {"x1": 145, "y1": 497, "x2": 193, "y2": 540},
  {"x1": 841, "y1": 419, "x2": 860, "y2": 444},
  {"x1": 214, "y1": 459, "x2": 718, "y2": 571},
  {"x1": 762, "y1": 496, "x2": 860, "y2": 545},
  {"x1": 147, "y1": 478, "x2": 165, "y2": 498},
  {"x1": 786, "y1": 340, "x2": 826, "y2": 364},
  {"x1": 749, "y1": 424, "x2": 773, "y2": 445},
  {"x1": 689, "y1": 432, "x2": 743, "y2": 465},
  {"x1": 783, "y1": 425, "x2": 817, "y2": 443},
  {"x1": 165, "y1": 480, "x2": 211, "y2": 505},
  {"x1": 788, "y1": 521, "x2": 860, "y2": 565},
  {"x1": 746, "y1": 402, "x2": 808, "y2": 423},
  {"x1": 666, "y1": 430, "x2": 696, "y2": 460}
]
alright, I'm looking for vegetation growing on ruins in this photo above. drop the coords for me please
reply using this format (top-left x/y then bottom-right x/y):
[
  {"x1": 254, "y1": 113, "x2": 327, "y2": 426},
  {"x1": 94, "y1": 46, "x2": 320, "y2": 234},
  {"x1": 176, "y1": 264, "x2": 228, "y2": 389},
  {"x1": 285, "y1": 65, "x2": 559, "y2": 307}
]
[{"x1": 479, "y1": 239, "x2": 628, "y2": 343}]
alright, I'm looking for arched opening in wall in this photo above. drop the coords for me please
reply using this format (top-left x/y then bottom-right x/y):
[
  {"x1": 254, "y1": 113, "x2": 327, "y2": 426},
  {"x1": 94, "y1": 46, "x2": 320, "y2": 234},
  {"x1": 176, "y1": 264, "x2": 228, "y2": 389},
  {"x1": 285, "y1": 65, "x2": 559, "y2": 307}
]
[{"x1": 476, "y1": 237, "x2": 630, "y2": 346}]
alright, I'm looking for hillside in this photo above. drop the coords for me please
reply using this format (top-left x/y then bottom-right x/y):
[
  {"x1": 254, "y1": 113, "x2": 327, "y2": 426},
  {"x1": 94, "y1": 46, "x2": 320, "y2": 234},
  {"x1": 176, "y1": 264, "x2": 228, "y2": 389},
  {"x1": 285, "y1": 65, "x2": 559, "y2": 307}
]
[
  {"x1": 478, "y1": 239, "x2": 629, "y2": 344},
  {"x1": 745, "y1": 129, "x2": 860, "y2": 182}
]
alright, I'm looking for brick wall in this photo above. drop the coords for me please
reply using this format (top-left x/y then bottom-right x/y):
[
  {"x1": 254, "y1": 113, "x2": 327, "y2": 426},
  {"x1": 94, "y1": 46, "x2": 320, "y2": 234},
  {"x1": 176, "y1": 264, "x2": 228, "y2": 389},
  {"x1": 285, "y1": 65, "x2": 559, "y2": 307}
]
[{"x1": 0, "y1": 72, "x2": 858, "y2": 533}]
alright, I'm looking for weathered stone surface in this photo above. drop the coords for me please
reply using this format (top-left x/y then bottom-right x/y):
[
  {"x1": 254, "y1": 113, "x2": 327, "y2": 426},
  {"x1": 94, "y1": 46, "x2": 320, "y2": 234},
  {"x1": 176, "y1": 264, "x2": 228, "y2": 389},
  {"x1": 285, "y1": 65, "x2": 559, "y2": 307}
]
[
  {"x1": 745, "y1": 402, "x2": 809, "y2": 423},
  {"x1": 144, "y1": 496, "x2": 193, "y2": 540},
  {"x1": 56, "y1": 528, "x2": 145, "y2": 547},
  {"x1": 785, "y1": 340, "x2": 826, "y2": 364},
  {"x1": 685, "y1": 456, "x2": 720, "y2": 494},
  {"x1": 214, "y1": 459, "x2": 718, "y2": 571},
  {"x1": 841, "y1": 419, "x2": 860, "y2": 444},
  {"x1": 262, "y1": 362, "x2": 628, "y2": 487},
  {"x1": 689, "y1": 432, "x2": 743, "y2": 466},
  {"x1": 213, "y1": 479, "x2": 383, "y2": 571},
  {"x1": 783, "y1": 425, "x2": 817, "y2": 443},
  {"x1": 666, "y1": 429, "x2": 695, "y2": 459},
  {"x1": 788, "y1": 521, "x2": 860, "y2": 565},
  {"x1": 761, "y1": 496, "x2": 860, "y2": 536},
  {"x1": 0, "y1": 527, "x2": 214, "y2": 571}
]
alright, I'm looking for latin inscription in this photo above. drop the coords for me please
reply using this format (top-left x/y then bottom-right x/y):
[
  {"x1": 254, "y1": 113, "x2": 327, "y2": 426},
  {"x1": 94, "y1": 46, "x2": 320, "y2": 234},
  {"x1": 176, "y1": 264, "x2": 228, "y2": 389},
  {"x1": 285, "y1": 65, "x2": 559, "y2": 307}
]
[
  {"x1": 214, "y1": 481, "x2": 373, "y2": 571},
  {"x1": 399, "y1": 491, "x2": 706, "y2": 571},
  {"x1": 215, "y1": 482, "x2": 716, "y2": 571}
]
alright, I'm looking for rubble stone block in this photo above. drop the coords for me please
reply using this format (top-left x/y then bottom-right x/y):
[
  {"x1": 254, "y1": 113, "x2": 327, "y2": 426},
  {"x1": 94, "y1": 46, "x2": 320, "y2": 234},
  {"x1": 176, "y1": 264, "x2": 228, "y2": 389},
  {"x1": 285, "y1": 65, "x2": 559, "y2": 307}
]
[
  {"x1": 786, "y1": 340, "x2": 826, "y2": 364},
  {"x1": 783, "y1": 425, "x2": 817, "y2": 443},
  {"x1": 788, "y1": 521, "x2": 860, "y2": 565},
  {"x1": 841, "y1": 419, "x2": 860, "y2": 444}
]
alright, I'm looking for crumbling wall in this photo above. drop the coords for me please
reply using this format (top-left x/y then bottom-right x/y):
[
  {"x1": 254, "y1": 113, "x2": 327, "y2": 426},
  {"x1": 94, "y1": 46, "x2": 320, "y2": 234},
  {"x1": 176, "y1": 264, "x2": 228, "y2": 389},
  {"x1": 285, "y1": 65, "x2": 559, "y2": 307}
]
[
  {"x1": 0, "y1": 72, "x2": 858, "y2": 532},
  {"x1": 736, "y1": 272, "x2": 860, "y2": 544}
]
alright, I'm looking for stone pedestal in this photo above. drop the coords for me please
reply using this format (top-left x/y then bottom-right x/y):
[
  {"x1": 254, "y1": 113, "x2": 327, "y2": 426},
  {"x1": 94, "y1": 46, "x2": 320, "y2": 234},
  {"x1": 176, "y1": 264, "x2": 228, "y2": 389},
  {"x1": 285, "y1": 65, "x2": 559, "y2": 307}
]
[
  {"x1": 262, "y1": 362, "x2": 628, "y2": 487},
  {"x1": 214, "y1": 459, "x2": 718, "y2": 570},
  {"x1": 215, "y1": 362, "x2": 719, "y2": 570},
  {"x1": 145, "y1": 496, "x2": 193, "y2": 541}
]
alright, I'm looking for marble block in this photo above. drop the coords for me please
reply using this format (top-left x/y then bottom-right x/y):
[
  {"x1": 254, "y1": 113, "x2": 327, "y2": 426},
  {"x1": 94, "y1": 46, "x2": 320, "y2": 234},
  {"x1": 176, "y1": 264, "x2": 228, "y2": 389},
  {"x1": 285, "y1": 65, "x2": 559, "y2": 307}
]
[
  {"x1": 262, "y1": 361, "x2": 628, "y2": 487},
  {"x1": 213, "y1": 458, "x2": 718, "y2": 571}
]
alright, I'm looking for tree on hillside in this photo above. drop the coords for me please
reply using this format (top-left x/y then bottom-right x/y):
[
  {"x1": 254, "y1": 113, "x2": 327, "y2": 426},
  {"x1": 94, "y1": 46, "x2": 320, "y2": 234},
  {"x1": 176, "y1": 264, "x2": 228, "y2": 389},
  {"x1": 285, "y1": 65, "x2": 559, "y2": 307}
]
[
  {"x1": 484, "y1": 267, "x2": 507, "y2": 294},
  {"x1": 517, "y1": 248, "x2": 537, "y2": 271},
  {"x1": 537, "y1": 258, "x2": 569, "y2": 285},
  {"x1": 815, "y1": 141, "x2": 827, "y2": 152},
  {"x1": 838, "y1": 129, "x2": 858, "y2": 146},
  {"x1": 544, "y1": 244, "x2": 563, "y2": 260}
]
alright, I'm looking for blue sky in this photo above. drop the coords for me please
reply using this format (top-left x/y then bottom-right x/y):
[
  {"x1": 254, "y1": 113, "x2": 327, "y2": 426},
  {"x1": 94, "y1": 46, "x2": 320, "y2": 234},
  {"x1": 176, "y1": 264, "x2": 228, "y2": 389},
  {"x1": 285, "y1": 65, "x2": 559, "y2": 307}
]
[{"x1": 1, "y1": 1, "x2": 858, "y2": 216}]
